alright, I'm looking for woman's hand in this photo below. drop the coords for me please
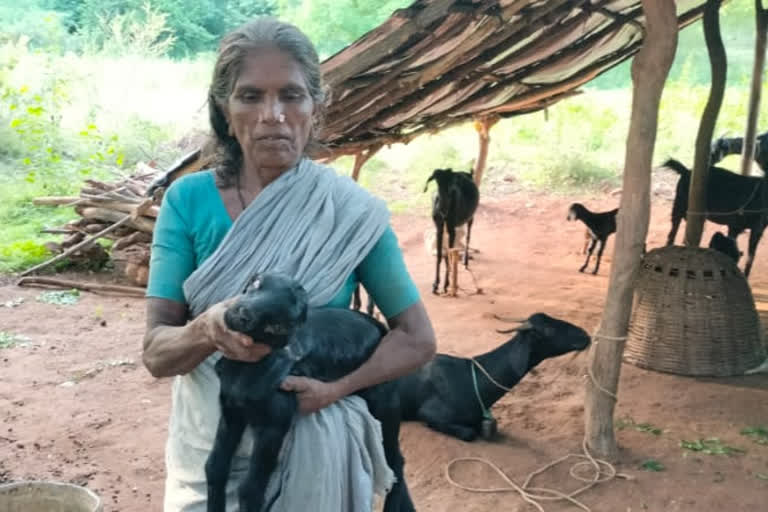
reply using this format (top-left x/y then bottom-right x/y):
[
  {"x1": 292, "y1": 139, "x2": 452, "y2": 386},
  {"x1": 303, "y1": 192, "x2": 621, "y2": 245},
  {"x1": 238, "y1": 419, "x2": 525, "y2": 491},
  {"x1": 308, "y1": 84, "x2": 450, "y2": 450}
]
[
  {"x1": 196, "y1": 297, "x2": 272, "y2": 362},
  {"x1": 280, "y1": 376, "x2": 344, "y2": 414}
]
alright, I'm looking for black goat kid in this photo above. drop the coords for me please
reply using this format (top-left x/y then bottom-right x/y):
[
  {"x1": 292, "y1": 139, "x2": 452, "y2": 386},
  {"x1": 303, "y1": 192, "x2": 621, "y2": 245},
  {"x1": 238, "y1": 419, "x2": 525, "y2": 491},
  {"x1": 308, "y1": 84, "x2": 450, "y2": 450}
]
[
  {"x1": 567, "y1": 203, "x2": 618, "y2": 275},
  {"x1": 664, "y1": 158, "x2": 768, "y2": 277},
  {"x1": 424, "y1": 168, "x2": 479, "y2": 294},
  {"x1": 709, "y1": 231, "x2": 742, "y2": 264},
  {"x1": 206, "y1": 273, "x2": 414, "y2": 512},
  {"x1": 396, "y1": 313, "x2": 590, "y2": 442}
]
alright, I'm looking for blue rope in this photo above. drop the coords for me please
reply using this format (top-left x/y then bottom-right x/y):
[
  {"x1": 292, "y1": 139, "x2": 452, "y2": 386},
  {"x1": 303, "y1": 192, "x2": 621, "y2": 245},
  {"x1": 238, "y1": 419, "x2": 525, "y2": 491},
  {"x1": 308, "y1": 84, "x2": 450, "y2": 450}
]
[{"x1": 471, "y1": 361, "x2": 494, "y2": 420}]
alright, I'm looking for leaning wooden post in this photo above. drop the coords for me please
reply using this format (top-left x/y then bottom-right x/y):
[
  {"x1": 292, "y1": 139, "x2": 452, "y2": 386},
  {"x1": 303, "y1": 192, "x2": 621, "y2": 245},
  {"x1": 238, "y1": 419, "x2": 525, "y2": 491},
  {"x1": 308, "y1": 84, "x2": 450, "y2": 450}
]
[
  {"x1": 350, "y1": 144, "x2": 383, "y2": 182},
  {"x1": 684, "y1": 0, "x2": 727, "y2": 247},
  {"x1": 472, "y1": 115, "x2": 499, "y2": 188},
  {"x1": 741, "y1": 0, "x2": 768, "y2": 176},
  {"x1": 448, "y1": 248, "x2": 460, "y2": 297},
  {"x1": 584, "y1": 0, "x2": 678, "y2": 460}
]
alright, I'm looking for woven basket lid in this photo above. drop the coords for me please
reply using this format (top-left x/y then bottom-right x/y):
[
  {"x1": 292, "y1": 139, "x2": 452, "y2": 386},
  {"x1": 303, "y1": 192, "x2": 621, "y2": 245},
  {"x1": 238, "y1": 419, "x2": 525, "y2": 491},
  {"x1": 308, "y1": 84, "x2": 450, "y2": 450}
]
[{"x1": 624, "y1": 245, "x2": 766, "y2": 377}]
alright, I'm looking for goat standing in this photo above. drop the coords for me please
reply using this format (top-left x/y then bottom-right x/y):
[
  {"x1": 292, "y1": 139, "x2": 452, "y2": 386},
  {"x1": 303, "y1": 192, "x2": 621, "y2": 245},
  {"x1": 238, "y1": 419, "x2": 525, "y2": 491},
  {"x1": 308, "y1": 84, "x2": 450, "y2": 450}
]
[
  {"x1": 207, "y1": 273, "x2": 414, "y2": 512},
  {"x1": 710, "y1": 130, "x2": 768, "y2": 172},
  {"x1": 396, "y1": 313, "x2": 590, "y2": 442},
  {"x1": 566, "y1": 203, "x2": 618, "y2": 275},
  {"x1": 664, "y1": 158, "x2": 768, "y2": 277},
  {"x1": 424, "y1": 168, "x2": 479, "y2": 294}
]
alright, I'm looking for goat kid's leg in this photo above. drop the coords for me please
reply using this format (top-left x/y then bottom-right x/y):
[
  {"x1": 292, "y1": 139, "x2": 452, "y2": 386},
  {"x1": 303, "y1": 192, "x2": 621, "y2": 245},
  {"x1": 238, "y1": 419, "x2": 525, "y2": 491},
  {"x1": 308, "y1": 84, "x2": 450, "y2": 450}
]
[
  {"x1": 361, "y1": 392, "x2": 415, "y2": 512},
  {"x1": 433, "y1": 219, "x2": 444, "y2": 294},
  {"x1": 580, "y1": 239, "x2": 597, "y2": 273},
  {"x1": 205, "y1": 406, "x2": 247, "y2": 512},
  {"x1": 592, "y1": 239, "x2": 607, "y2": 275},
  {"x1": 238, "y1": 418, "x2": 292, "y2": 512},
  {"x1": 463, "y1": 218, "x2": 473, "y2": 267}
]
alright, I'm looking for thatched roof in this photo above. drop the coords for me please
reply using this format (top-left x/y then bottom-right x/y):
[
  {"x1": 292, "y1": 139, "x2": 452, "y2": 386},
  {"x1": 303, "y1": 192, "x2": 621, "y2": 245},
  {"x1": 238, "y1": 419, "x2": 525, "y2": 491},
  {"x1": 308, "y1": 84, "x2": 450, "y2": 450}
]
[{"x1": 318, "y1": 0, "x2": 708, "y2": 158}]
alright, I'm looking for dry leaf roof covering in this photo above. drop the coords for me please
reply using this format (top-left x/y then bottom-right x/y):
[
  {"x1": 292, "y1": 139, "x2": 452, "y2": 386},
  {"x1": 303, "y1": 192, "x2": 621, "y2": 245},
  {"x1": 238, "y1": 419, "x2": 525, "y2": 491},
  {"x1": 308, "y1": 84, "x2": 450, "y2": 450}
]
[{"x1": 318, "y1": 0, "x2": 707, "y2": 156}]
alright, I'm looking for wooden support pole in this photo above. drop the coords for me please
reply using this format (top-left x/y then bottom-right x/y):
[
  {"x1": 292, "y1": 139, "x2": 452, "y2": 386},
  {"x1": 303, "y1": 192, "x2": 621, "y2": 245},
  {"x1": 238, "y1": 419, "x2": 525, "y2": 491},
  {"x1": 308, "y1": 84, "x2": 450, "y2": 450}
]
[
  {"x1": 741, "y1": 0, "x2": 768, "y2": 176},
  {"x1": 685, "y1": 0, "x2": 726, "y2": 247},
  {"x1": 350, "y1": 144, "x2": 383, "y2": 182},
  {"x1": 472, "y1": 115, "x2": 500, "y2": 188},
  {"x1": 584, "y1": 0, "x2": 678, "y2": 460},
  {"x1": 448, "y1": 248, "x2": 460, "y2": 297}
]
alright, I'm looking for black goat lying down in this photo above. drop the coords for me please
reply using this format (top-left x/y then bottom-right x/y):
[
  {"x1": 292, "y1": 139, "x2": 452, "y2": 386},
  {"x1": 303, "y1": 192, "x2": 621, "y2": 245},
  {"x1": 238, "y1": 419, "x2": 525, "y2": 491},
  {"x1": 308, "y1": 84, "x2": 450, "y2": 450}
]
[
  {"x1": 664, "y1": 158, "x2": 768, "y2": 277},
  {"x1": 424, "y1": 168, "x2": 479, "y2": 294},
  {"x1": 207, "y1": 273, "x2": 413, "y2": 512},
  {"x1": 709, "y1": 231, "x2": 742, "y2": 264},
  {"x1": 567, "y1": 203, "x2": 618, "y2": 275},
  {"x1": 396, "y1": 313, "x2": 590, "y2": 442}
]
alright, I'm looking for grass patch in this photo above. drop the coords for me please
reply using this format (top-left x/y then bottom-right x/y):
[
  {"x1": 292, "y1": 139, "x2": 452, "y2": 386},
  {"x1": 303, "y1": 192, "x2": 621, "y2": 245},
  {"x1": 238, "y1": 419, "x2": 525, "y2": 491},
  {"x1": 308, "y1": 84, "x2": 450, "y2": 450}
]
[
  {"x1": 36, "y1": 289, "x2": 80, "y2": 305},
  {"x1": 680, "y1": 438, "x2": 745, "y2": 456},
  {"x1": 616, "y1": 417, "x2": 663, "y2": 436},
  {"x1": 741, "y1": 426, "x2": 768, "y2": 446},
  {"x1": 0, "y1": 331, "x2": 29, "y2": 348},
  {"x1": 639, "y1": 459, "x2": 665, "y2": 472}
]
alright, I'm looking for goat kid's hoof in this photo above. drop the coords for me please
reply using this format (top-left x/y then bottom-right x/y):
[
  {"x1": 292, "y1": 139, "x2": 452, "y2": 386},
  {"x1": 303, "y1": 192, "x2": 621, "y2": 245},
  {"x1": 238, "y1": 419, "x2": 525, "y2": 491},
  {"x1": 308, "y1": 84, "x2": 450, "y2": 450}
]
[{"x1": 578, "y1": 267, "x2": 587, "y2": 273}]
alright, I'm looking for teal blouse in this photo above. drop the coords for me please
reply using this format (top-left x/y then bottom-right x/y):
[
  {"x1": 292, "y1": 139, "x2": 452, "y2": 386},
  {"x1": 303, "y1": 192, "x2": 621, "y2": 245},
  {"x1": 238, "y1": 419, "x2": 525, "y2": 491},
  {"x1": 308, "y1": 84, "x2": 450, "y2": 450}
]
[{"x1": 146, "y1": 171, "x2": 420, "y2": 318}]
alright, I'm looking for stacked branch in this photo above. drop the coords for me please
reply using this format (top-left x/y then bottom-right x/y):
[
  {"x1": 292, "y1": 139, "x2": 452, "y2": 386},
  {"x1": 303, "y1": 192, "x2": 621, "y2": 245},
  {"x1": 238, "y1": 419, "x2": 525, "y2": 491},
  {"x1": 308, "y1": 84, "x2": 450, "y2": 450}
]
[{"x1": 31, "y1": 165, "x2": 162, "y2": 286}]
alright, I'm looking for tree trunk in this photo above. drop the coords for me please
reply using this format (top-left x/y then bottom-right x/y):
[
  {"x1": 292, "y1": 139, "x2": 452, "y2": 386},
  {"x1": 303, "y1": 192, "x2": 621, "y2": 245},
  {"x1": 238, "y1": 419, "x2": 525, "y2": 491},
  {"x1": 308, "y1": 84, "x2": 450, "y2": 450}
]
[
  {"x1": 350, "y1": 144, "x2": 382, "y2": 182},
  {"x1": 741, "y1": 0, "x2": 768, "y2": 176},
  {"x1": 472, "y1": 115, "x2": 499, "y2": 188},
  {"x1": 584, "y1": 0, "x2": 678, "y2": 460},
  {"x1": 685, "y1": 0, "x2": 726, "y2": 247}
]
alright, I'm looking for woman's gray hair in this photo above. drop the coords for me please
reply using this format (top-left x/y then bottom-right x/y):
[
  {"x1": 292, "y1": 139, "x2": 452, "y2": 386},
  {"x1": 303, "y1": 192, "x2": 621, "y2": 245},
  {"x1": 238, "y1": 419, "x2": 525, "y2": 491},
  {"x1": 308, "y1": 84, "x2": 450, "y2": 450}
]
[{"x1": 207, "y1": 17, "x2": 326, "y2": 186}]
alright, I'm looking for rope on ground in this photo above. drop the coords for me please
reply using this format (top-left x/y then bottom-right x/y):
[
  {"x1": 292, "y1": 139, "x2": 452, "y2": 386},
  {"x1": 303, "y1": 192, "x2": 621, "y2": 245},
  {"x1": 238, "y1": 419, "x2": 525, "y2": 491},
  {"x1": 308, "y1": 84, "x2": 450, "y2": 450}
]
[
  {"x1": 445, "y1": 328, "x2": 631, "y2": 511},
  {"x1": 445, "y1": 438, "x2": 628, "y2": 512}
]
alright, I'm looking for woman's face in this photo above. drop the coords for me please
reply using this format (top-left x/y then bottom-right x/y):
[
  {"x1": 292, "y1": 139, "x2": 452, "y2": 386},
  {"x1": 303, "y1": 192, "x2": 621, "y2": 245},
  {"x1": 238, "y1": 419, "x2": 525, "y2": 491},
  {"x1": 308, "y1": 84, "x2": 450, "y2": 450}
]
[{"x1": 225, "y1": 47, "x2": 315, "y2": 178}]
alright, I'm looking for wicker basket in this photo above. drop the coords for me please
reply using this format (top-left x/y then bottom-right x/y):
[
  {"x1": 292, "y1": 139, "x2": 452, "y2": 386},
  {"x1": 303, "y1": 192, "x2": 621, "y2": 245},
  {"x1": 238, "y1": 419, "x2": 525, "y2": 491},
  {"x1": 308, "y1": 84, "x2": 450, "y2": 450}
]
[{"x1": 624, "y1": 245, "x2": 766, "y2": 377}]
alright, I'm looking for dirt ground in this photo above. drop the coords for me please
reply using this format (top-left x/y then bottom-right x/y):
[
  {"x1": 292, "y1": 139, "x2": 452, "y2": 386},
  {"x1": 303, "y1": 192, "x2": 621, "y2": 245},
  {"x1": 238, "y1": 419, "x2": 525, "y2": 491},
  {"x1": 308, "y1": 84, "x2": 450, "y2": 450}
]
[{"x1": 1, "y1": 180, "x2": 767, "y2": 512}]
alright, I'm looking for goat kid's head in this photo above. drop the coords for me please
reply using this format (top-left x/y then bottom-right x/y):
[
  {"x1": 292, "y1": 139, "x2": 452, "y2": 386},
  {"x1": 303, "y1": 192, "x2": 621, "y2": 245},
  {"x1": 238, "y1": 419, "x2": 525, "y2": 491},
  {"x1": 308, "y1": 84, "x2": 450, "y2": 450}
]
[
  {"x1": 497, "y1": 313, "x2": 591, "y2": 359},
  {"x1": 710, "y1": 136, "x2": 731, "y2": 165},
  {"x1": 224, "y1": 272, "x2": 309, "y2": 349},
  {"x1": 567, "y1": 203, "x2": 585, "y2": 221}
]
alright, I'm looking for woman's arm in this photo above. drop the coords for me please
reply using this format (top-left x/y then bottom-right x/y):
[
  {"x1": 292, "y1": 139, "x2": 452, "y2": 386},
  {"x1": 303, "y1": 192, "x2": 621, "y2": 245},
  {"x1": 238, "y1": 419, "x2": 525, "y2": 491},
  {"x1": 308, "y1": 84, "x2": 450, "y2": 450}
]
[
  {"x1": 280, "y1": 226, "x2": 436, "y2": 413},
  {"x1": 142, "y1": 297, "x2": 271, "y2": 378},
  {"x1": 336, "y1": 299, "x2": 436, "y2": 392},
  {"x1": 280, "y1": 300, "x2": 435, "y2": 413}
]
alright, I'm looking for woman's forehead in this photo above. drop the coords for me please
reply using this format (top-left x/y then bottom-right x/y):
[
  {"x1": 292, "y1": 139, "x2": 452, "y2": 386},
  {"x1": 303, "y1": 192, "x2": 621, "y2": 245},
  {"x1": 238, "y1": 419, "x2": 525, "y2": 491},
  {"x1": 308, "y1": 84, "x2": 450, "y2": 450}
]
[{"x1": 234, "y1": 47, "x2": 308, "y2": 90}]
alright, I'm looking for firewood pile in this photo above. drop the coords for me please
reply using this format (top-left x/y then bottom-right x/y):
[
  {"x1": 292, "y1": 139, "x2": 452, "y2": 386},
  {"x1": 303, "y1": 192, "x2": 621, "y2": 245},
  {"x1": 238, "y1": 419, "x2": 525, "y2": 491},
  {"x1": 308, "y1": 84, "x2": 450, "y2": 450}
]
[{"x1": 30, "y1": 163, "x2": 164, "y2": 287}]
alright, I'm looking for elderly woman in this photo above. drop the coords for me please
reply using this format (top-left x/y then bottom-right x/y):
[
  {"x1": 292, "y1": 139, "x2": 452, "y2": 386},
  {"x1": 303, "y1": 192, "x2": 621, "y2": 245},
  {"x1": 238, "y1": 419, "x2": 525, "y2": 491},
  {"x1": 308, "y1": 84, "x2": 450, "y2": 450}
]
[{"x1": 141, "y1": 16, "x2": 436, "y2": 512}]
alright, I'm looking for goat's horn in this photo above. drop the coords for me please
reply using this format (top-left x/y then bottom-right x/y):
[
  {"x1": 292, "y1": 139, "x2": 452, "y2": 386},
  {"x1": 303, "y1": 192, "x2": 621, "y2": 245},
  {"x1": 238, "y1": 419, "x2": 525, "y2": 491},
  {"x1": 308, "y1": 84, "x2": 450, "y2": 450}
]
[
  {"x1": 492, "y1": 314, "x2": 528, "y2": 323},
  {"x1": 496, "y1": 321, "x2": 533, "y2": 334}
]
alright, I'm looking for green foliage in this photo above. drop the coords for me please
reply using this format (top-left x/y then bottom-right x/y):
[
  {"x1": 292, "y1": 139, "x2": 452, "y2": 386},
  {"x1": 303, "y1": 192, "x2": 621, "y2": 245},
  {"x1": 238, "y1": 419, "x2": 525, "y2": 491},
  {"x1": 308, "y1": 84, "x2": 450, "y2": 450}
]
[
  {"x1": 639, "y1": 459, "x2": 665, "y2": 472},
  {"x1": 741, "y1": 426, "x2": 768, "y2": 445},
  {"x1": 277, "y1": 0, "x2": 411, "y2": 57},
  {"x1": 36, "y1": 289, "x2": 81, "y2": 305},
  {"x1": 42, "y1": 0, "x2": 277, "y2": 57},
  {"x1": 680, "y1": 438, "x2": 745, "y2": 456},
  {"x1": 0, "y1": 331, "x2": 30, "y2": 348},
  {"x1": 616, "y1": 417, "x2": 663, "y2": 436}
]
